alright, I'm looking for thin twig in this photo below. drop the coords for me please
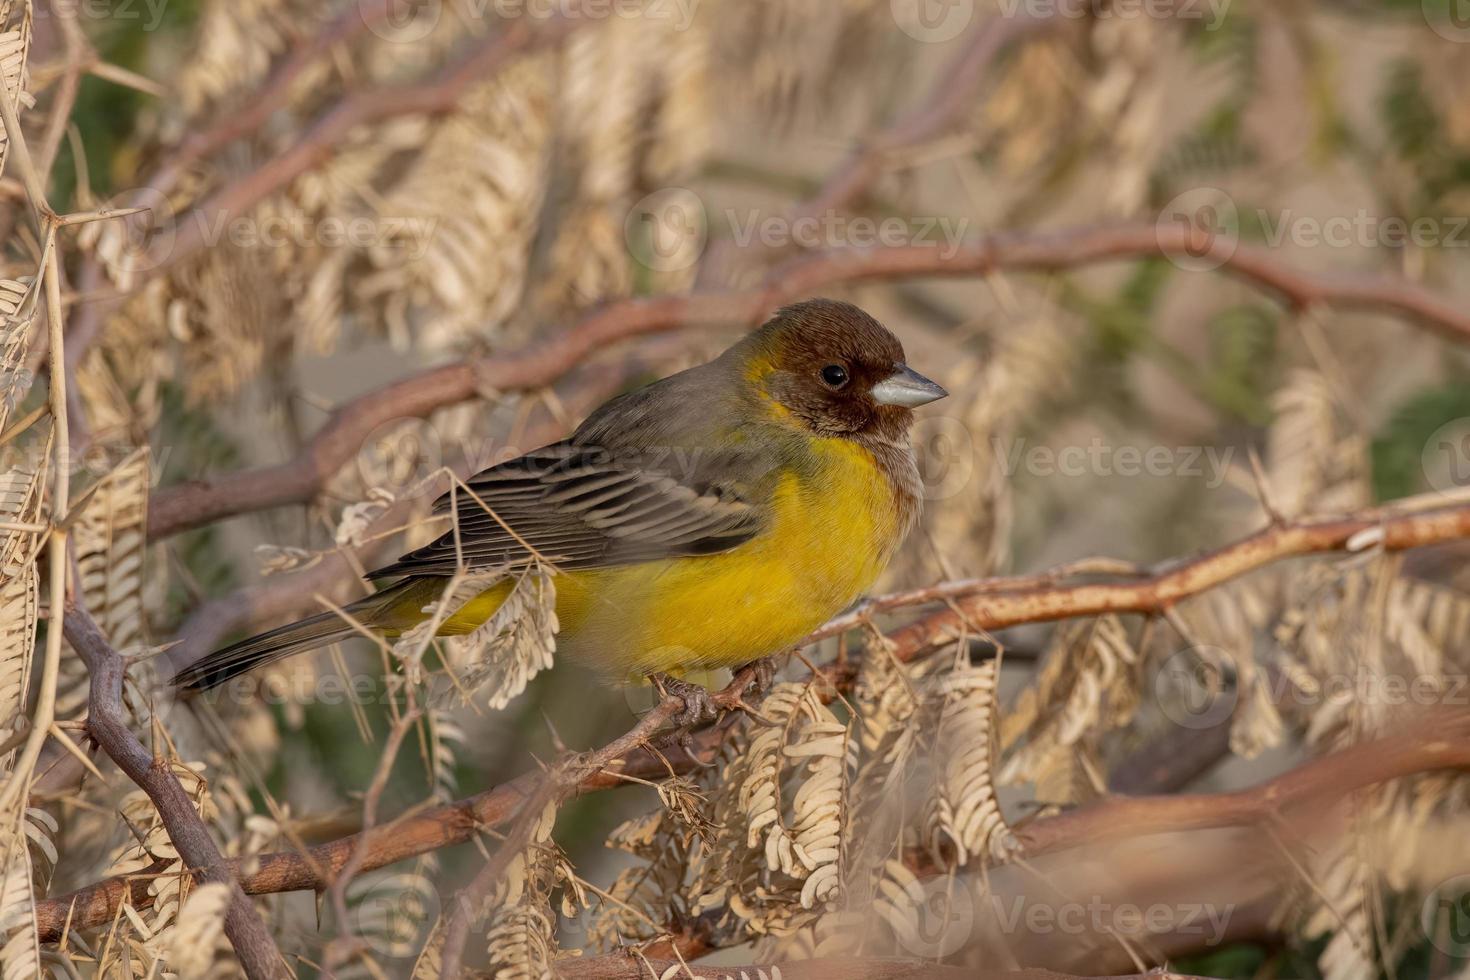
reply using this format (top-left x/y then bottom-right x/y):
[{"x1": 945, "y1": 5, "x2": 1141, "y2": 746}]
[
  {"x1": 147, "y1": 223, "x2": 1470, "y2": 541},
  {"x1": 37, "y1": 494, "x2": 1470, "y2": 940},
  {"x1": 62, "y1": 607, "x2": 286, "y2": 979}
]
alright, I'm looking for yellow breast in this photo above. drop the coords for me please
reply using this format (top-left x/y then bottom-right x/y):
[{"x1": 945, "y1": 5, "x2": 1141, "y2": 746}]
[{"x1": 550, "y1": 437, "x2": 904, "y2": 676}]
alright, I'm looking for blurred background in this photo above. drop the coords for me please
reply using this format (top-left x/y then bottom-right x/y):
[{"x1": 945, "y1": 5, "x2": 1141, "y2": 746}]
[{"x1": 7, "y1": 0, "x2": 1470, "y2": 976}]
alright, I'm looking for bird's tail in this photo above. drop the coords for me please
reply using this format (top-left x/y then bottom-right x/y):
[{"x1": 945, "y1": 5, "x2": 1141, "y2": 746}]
[{"x1": 172, "y1": 578, "x2": 440, "y2": 693}]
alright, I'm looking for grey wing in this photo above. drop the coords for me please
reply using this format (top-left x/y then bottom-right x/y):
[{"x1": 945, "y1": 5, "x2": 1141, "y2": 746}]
[{"x1": 365, "y1": 442, "x2": 766, "y2": 579}]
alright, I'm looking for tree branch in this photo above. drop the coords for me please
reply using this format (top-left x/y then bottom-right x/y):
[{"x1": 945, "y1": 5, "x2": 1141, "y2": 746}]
[
  {"x1": 880, "y1": 496, "x2": 1470, "y2": 654},
  {"x1": 1016, "y1": 707, "x2": 1470, "y2": 859},
  {"x1": 38, "y1": 496, "x2": 1470, "y2": 943},
  {"x1": 146, "y1": 223, "x2": 1470, "y2": 542},
  {"x1": 556, "y1": 959, "x2": 1216, "y2": 980},
  {"x1": 160, "y1": 360, "x2": 643, "y2": 672},
  {"x1": 64, "y1": 12, "x2": 582, "y2": 366},
  {"x1": 436, "y1": 696, "x2": 685, "y2": 978},
  {"x1": 144, "y1": 0, "x2": 397, "y2": 201},
  {"x1": 61, "y1": 606, "x2": 285, "y2": 979}
]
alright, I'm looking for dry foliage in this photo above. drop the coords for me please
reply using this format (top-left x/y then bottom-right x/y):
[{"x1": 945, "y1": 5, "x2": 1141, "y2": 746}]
[{"x1": 3, "y1": 2, "x2": 1470, "y2": 979}]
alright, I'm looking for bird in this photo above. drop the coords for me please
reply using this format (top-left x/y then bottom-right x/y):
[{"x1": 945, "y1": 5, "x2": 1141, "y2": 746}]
[{"x1": 172, "y1": 299, "x2": 947, "y2": 715}]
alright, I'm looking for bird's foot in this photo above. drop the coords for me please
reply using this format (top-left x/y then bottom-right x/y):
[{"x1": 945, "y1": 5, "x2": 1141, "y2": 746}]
[
  {"x1": 735, "y1": 656, "x2": 778, "y2": 697},
  {"x1": 649, "y1": 673, "x2": 721, "y2": 727}
]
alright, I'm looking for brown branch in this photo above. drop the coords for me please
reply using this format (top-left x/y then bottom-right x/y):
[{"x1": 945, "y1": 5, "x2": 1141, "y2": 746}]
[
  {"x1": 146, "y1": 294, "x2": 753, "y2": 540},
  {"x1": 437, "y1": 697, "x2": 684, "y2": 977},
  {"x1": 697, "y1": 8, "x2": 1059, "y2": 285},
  {"x1": 161, "y1": 360, "x2": 642, "y2": 672},
  {"x1": 151, "y1": 13, "x2": 579, "y2": 284},
  {"x1": 555, "y1": 960, "x2": 1215, "y2": 980},
  {"x1": 32, "y1": 662, "x2": 1467, "y2": 945},
  {"x1": 795, "y1": 14, "x2": 1053, "y2": 221},
  {"x1": 880, "y1": 497, "x2": 1470, "y2": 654},
  {"x1": 38, "y1": 496, "x2": 1470, "y2": 942},
  {"x1": 147, "y1": 223, "x2": 1470, "y2": 542},
  {"x1": 323, "y1": 705, "x2": 421, "y2": 971},
  {"x1": 1017, "y1": 707, "x2": 1470, "y2": 859},
  {"x1": 61, "y1": 606, "x2": 286, "y2": 980},
  {"x1": 64, "y1": 13, "x2": 581, "y2": 366},
  {"x1": 145, "y1": 0, "x2": 396, "y2": 201}
]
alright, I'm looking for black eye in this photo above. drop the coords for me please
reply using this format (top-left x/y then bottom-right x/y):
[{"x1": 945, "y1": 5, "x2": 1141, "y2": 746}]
[{"x1": 820, "y1": 364, "x2": 849, "y2": 388}]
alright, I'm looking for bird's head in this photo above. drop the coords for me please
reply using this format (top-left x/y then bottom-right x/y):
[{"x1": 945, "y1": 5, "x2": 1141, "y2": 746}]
[{"x1": 735, "y1": 298, "x2": 947, "y2": 439}]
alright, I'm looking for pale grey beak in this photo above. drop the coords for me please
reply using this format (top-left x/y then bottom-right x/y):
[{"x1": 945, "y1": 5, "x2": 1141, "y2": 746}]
[{"x1": 871, "y1": 365, "x2": 947, "y2": 408}]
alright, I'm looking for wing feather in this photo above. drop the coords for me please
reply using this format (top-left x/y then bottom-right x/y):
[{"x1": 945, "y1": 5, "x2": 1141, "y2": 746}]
[{"x1": 366, "y1": 441, "x2": 767, "y2": 579}]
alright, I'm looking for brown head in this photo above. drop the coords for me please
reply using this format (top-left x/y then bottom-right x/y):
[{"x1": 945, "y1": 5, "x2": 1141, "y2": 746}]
[{"x1": 733, "y1": 298, "x2": 947, "y2": 441}]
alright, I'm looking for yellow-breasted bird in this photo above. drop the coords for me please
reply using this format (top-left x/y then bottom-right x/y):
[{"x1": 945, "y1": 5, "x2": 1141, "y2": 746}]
[{"x1": 173, "y1": 299, "x2": 947, "y2": 706}]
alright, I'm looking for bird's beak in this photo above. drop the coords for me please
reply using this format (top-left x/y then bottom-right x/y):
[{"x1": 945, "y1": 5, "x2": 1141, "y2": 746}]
[{"x1": 871, "y1": 365, "x2": 947, "y2": 407}]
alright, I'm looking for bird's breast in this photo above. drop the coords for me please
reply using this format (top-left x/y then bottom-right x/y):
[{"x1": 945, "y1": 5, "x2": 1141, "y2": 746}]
[{"x1": 551, "y1": 435, "x2": 916, "y2": 675}]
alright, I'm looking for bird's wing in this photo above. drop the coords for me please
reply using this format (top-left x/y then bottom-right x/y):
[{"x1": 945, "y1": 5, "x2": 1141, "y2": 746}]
[{"x1": 365, "y1": 441, "x2": 767, "y2": 578}]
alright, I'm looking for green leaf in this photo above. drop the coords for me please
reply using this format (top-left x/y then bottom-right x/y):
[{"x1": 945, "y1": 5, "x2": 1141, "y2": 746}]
[{"x1": 1372, "y1": 381, "x2": 1470, "y2": 501}]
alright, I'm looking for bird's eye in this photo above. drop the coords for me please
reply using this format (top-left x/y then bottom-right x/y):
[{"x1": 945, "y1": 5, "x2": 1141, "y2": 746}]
[{"x1": 820, "y1": 364, "x2": 849, "y2": 388}]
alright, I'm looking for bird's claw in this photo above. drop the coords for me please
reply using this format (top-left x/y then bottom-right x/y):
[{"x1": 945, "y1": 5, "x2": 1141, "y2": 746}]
[
  {"x1": 650, "y1": 673, "x2": 720, "y2": 726},
  {"x1": 741, "y1": 657, "x2": 777, "y2": 696}
]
